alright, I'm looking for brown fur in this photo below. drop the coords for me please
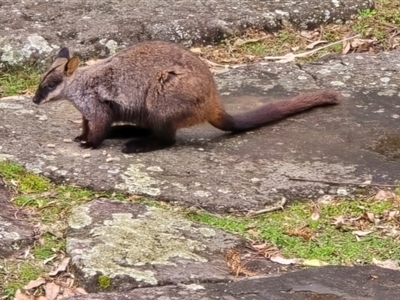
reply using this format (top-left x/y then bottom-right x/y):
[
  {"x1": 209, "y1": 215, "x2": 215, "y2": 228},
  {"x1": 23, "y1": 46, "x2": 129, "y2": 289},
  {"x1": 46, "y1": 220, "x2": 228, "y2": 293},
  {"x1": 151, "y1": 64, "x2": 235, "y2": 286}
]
[{"x1": 32, "y1": 41, "x2": 340, "y2": 153}]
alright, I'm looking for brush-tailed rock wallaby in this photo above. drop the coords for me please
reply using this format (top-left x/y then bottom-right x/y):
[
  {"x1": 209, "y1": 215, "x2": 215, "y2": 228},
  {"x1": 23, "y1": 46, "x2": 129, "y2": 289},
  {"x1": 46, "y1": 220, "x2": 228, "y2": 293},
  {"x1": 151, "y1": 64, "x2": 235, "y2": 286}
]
[{"x1": 33, "y1": 41, "x2": 340, "y2": 153}]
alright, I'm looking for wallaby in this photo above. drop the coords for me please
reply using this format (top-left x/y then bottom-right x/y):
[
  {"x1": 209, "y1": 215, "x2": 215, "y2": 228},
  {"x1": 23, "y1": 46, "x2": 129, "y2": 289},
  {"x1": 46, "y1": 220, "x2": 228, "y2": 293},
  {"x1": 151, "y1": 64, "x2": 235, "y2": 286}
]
[{"x1": 32, "y1": 41, "x2": 340, "y2": 153}]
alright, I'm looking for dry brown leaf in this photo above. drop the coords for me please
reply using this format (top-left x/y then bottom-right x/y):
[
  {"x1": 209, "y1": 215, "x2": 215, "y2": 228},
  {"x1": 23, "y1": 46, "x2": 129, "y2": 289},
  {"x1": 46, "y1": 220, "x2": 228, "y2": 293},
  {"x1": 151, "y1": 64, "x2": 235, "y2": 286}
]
[
  {"x1": 286, "y1": 226, "x2": 314, "y2": 241},
  {"x1": 246, "y1": 229, "x2": 261, "y2": 238},
  {"x1": 372, "y1": 258, "x2": 400, "y2": 270},
  {"x1": 270, "y1": 256, "x2": 298, "y2": 265},
  {"x1": 374, "y1": 190, "x2": 396, "y2": 200},
  {"x1": 300, "y1": 30, "x2": 319, "y2": 39},
  {"x1": 14, "y1": 290, "x2": 32, "y2": 300},
  {"x1": 363, "y1": 212, "x2": 375, "y2": 223},
  {"x1": 332, "y1": 216, "x2": 346, "y2": 228},
  {"x1": 225, "y1": 248, "x2": 257, "y2": 277},
  {"x1": 342, "y1": 40, "x2": 351, "y2": 54},
  {"x1": 23, "y1": 277, "x2": 46, "y2": 290},
  {"x1": 190, "y1": 47, "x2": 202, "y2": 54},
  {"x1": 350, "y1": 38, "x2": 374, "y2": 48},
  {"x1": 311, "y1": 206, "x2": 320, "y2": 220},
  {"x1": 45, "y1": 282, "x2": 61, "y2": 300},
  {"x1": 388, "y1": 210, "x2": 399, "y2": 220},
  {"x1": 35, "y1": 297, "x2": 48, "y2": 300},
  {"x1": 250, "y1": 242, "x2": 281, "y2": 258},
  {"x1": 49, "y1": 257, "x2": 70, "y2": 276}
]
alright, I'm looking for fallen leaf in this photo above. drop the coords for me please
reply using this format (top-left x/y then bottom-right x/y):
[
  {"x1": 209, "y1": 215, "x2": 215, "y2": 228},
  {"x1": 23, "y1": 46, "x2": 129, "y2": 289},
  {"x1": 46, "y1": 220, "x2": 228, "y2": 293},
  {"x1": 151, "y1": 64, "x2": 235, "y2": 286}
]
[
  {"x1": 270, "y1": 256, "x2": 298, "y2": 265},
  {"x1": 352, "y1": 230, "x2": 372, "y2": 236},
  {"x1": 246, "y1": 229, "x2": 260, "y2": 238},
  {"x1": 190, "y1": 47, "x2": 202, "y2": 54},
  {"x1": 302, "y1": 259, "x2": 329, "y2": 267},
  {"x1": 388, "y1": 210, "x2": 399, "y2": 220},
  {"x1": 35, "y1": 297, "x2": 48, "y2": 300},
  {"x1": 306, "y1": 40, "x2": 328, "y2": 49},
  {"x1": 23, "y1": 277, "x2": 46, "y2": 290},
  {"x1": 372, "y1": 258, "x2": 400, "y2": 270},
  {"x1": 342, "y1": 39, "x2": 351, "y2": 54},
  {"x1": 250, "y1": 242, "x2": 281, "y2": 258},
  {"x1": 225, "y1": 248, "x2": 257, "y2": 277},
  {"x1": 370, "y1": 274, "x2": 378, "y2": 279},
  {"x1": 300, "y1": 30, "x2": 319, "y2": 39},
  {"x1": 311, "y1": 206, "x2": 320, "y2": 220},
  {"x1": 374, "y1": 190, "x2": 396, "y2": 200},
  {"x1": 332, "y1": 216, "x2": 346, "y2": 228},
  {"x1": 45, "y1": 282, "x2": 61, "y2": 300},
  {"x1": 14, "y1": 290, "x2": 31, "y2": 300},
  {"x1": 49, "y1": 257, "x2": 70, "y2": 276},
  {"x1": 363, "y1": 212, "x2": 375, "y2": 222}
]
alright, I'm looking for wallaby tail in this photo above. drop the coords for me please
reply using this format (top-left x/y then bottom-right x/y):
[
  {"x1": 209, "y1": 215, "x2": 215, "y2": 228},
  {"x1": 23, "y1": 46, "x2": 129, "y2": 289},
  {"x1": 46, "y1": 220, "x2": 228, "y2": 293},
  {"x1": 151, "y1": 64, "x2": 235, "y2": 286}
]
[{"x1": 209, "y1": 89, "x2": 340, "y2": 132}]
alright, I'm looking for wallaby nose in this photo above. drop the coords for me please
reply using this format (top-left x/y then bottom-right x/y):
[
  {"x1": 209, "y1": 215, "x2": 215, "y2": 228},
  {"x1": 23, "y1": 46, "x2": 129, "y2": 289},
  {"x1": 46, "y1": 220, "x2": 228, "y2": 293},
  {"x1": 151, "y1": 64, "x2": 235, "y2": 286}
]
[{"x1": 32, "y1": 94, "x2": 41, "y2": 104}]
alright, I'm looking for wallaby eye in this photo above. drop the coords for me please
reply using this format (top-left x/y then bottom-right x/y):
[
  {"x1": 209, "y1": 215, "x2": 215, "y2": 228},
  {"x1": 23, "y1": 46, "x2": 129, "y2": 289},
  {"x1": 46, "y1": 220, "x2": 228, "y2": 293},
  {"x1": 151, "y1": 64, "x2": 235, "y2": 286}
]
[{"x1": 45, "y1": 82, "x2": 57, "y2": 91}]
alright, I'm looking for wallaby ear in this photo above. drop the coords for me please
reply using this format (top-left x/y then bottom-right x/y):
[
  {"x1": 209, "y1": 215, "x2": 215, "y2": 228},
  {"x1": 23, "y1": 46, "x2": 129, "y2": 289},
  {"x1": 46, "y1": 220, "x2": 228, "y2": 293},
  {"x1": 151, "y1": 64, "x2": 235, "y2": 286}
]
[
  {"x1": 65, "y1": 57, "x2": 79, "y2": 76},
  {"x1": 57, "y1": 47, "x2": 70, "y2": 59}
]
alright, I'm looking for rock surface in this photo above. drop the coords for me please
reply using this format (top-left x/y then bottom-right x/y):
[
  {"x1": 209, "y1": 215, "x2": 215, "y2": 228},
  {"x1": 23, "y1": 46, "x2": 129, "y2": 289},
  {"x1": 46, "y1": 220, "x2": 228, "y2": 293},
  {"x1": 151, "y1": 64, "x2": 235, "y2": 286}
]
[
  {"x1": 0, "y1": 179, "x2": 35, "y2": 258},
  {"x1": 1, "y1": 51, "x2": 400, "y2": 213},
  {"x1": 0, "y1": 0, "x2": 373, "y2": 66},
  {"x1": 67, "y1": 199, "x2": 244, "y2": 292},
  {"x1": 65, "y1": 265, "x2": 400, "y2": 299}
]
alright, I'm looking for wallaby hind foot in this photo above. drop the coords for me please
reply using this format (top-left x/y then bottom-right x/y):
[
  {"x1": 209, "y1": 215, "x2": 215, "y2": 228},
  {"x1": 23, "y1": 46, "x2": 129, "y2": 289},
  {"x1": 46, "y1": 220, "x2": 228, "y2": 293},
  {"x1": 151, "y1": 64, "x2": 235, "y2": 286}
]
[{"x1": 122, "y1": 136, "x2": 176, "y2": 153}]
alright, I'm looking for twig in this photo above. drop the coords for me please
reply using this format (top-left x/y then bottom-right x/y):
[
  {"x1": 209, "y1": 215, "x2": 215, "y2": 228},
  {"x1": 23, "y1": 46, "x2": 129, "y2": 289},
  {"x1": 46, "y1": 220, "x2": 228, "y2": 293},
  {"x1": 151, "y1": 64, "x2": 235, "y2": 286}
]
[
  {"x1": 287, "y1": 176, "x2": 398, "y2": 188},
  {"x1": 247, "y1": 197, "x2": 287, "y2": 217},
  {"x1": 264, "y1": 35, "x2": 361, "y2": 61}
]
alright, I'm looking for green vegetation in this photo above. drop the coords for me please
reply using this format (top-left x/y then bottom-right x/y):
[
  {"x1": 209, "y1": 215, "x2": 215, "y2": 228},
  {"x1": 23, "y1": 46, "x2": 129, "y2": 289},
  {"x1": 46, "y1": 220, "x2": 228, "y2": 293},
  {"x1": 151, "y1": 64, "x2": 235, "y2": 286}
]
[
  {"x1": 199, "y1": 0, "x2": 400, "y2": 63},
  {"x1": 188, "y1": 195, "x2": 400, "y2": 264},
  {"x1": 0, "y1": 161, "x2": 126, "y2": 297},
  {"x1": 98, "y1": 275, "x2": 111, "y2": 289},
  {"x1": 0, "y1": 66, "x2": 40, "y2": 97}
]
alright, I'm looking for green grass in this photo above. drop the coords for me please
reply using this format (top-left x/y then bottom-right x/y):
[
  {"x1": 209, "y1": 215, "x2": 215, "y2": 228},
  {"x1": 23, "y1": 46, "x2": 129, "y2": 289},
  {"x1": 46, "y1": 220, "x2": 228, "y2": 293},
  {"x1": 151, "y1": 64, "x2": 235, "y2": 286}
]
[
  {"x1": 188, "y1": 195, "x2": 400, "y2": 264},
  {"x1": 0, "y1": 66, "x2": 40, "y2": 97},
  {"x1": 0, "y1": 161, "x2": 127, "y2": 297},
  {"x1": 2, "y1": 262, "x2": 43, "y2": 298},
  {"x1": 1, "y1": 163, "x2": 399, "y2": 298}
]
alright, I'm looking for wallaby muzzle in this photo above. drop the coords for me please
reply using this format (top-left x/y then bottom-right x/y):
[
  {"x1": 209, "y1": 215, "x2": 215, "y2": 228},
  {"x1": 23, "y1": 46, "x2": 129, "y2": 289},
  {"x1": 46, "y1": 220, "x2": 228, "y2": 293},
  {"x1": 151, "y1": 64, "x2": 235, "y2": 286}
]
[{"x1": 32, "y1": 92, "x2": 43, "y2": 105}]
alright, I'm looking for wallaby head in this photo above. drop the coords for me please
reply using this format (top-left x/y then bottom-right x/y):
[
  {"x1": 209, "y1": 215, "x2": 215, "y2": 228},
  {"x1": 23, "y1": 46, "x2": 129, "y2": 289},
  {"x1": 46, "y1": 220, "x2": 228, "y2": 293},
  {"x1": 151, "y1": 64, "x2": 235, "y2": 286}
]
[{"x1": 32, "y1": 47, "x2": 79, "y2": 105}]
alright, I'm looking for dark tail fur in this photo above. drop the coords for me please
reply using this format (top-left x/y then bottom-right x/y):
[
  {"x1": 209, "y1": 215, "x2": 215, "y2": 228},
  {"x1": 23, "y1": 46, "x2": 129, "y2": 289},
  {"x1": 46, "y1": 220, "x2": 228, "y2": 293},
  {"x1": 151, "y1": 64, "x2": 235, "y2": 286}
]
[{"x1": 209, "y1": 89, "x2": 340, "y2": 132}]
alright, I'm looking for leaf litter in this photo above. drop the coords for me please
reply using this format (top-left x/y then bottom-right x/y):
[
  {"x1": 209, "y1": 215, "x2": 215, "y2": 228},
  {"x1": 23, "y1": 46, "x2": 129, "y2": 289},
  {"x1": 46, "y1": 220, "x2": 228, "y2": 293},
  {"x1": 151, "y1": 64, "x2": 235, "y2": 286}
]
[{"x1": 15, "y1": 256, "x2": 87, "y2": 300}]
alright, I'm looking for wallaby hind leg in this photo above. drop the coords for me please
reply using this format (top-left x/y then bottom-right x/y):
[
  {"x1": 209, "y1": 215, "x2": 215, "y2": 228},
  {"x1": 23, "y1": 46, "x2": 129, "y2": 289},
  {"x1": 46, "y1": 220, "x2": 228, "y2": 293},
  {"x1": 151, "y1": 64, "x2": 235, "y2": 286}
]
[{"x1": 121, "y1": 126, "x2": 176, "y2": 153}]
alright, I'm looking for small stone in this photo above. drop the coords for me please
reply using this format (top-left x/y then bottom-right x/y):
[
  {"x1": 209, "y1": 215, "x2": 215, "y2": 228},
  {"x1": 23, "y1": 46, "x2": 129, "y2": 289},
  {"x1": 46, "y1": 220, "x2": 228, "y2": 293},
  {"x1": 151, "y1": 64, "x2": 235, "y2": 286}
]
[
  {"x1": 106, "y1": 157, "x2": 120, "y2": 162},
  {"x1": 63, "y1": 139, "x2": 73, "y2": 143},
  {"x1": 391, "y1": 114, "x2": 399, "y2": 119},
  {"x1": 336, "y1": 187, "x2": 348, "y2": 196},
  {"x1": 83, "y1": 153, "x2": 91, "y2": 158},
  {"x1": 47, "y1": 144, "x2": 56, "y2": 148}
]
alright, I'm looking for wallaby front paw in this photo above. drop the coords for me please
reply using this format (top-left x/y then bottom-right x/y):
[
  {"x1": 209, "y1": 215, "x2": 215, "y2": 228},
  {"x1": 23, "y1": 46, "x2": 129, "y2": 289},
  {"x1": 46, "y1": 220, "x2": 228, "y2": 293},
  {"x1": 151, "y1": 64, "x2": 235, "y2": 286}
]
[{"x1": 74, "y1": 135, "x2": 86, "y2": 143}]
